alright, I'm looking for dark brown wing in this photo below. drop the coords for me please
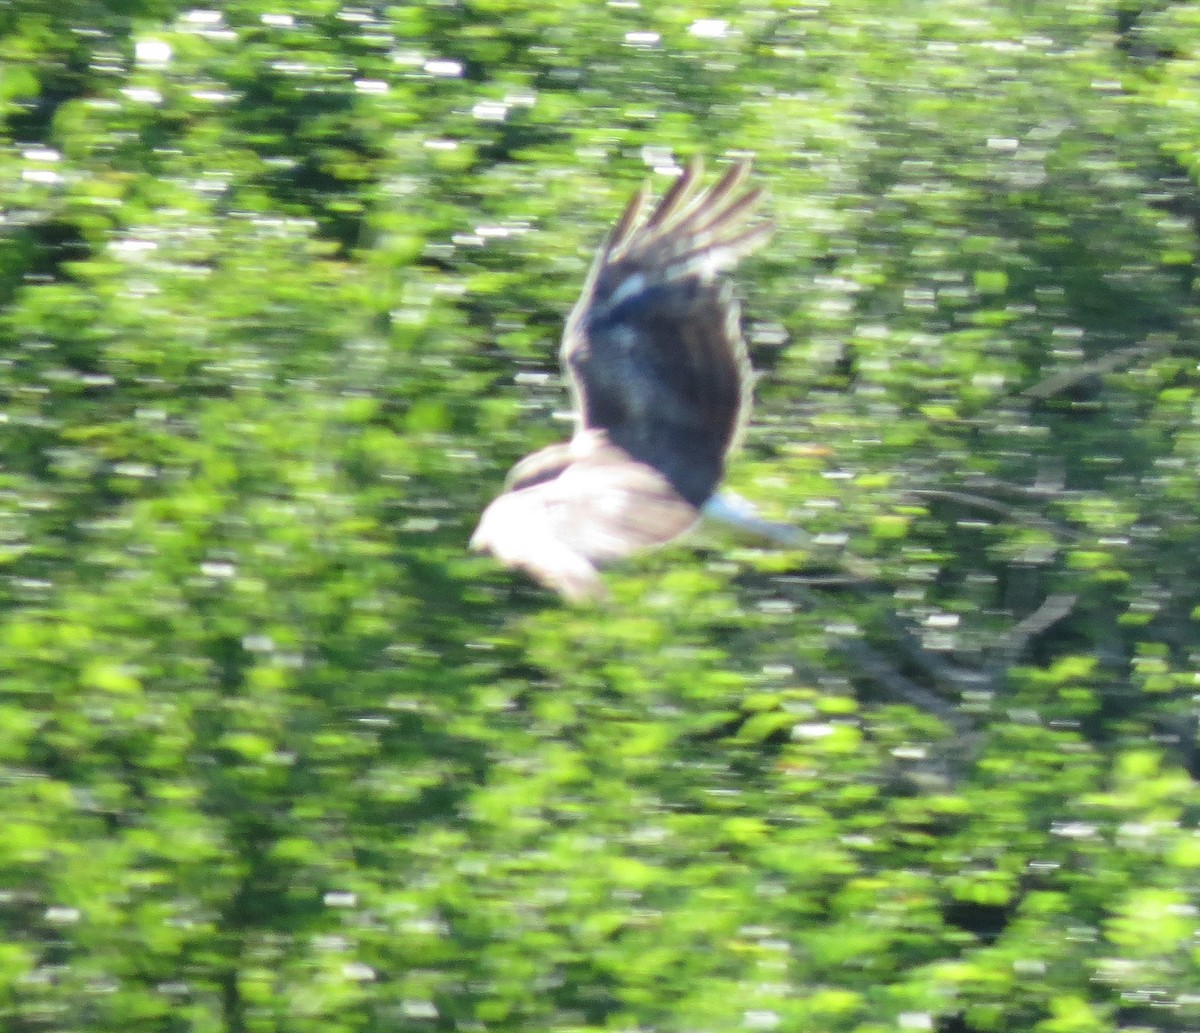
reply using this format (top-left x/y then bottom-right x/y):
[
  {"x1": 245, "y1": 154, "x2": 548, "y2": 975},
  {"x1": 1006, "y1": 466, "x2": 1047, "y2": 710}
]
[
  {"x1": 561, "y1": 159, "x2": 773, "y2": 508},
  {"x1": 470, "y1": 433, "x2": 701, "y2": 601}
]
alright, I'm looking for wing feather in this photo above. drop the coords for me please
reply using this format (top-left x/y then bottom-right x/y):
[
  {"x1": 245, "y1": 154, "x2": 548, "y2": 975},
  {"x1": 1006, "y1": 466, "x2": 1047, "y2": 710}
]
[
  {"x1": 630, "y1": 157, "x2": 706, "y2": 240},
  {"x1": 560, "y1": 160, "x2": 770, "y2": 507}
]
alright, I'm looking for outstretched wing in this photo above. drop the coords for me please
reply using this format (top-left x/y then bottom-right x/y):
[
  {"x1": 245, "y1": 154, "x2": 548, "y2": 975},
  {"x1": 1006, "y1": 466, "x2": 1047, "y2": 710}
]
[
  {"x1": 470, "y1": 434, "x2": 701, "y2": 602},
  {"x1": 561, "y1": 159, "x2": 772, "y2": 508}
]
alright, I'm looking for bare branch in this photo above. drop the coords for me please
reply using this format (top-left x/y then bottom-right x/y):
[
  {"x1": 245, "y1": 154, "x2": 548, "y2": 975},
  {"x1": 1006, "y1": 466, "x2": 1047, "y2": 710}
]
[
  {"x1": 882, "y1": 612, "x2": 998, "y2": 695},
  {"x1": 835, "y1": 636, "x2": 973, "y2": 731},
  {"x1": 1022, "y1": 337, "x2": 1169, "y2": 400},
  {"x1": 991, "y1": 592, "x2": 1079, "y2": 673},
  {"x1": 900, "y1": 487, "x2": 1077, "y2": 541}
]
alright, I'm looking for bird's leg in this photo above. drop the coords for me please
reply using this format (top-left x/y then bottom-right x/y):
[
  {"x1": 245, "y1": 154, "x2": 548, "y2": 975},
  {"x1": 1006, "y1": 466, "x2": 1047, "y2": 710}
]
[{"x1": 701, "y1": 491, "x2": 807, "y2": 547}]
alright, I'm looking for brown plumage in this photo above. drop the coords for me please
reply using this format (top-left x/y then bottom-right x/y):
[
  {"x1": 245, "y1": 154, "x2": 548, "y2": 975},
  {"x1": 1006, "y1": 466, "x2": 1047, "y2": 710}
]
[{"x1": 471, "y1": 158, "x2": 773, "y2": 600}]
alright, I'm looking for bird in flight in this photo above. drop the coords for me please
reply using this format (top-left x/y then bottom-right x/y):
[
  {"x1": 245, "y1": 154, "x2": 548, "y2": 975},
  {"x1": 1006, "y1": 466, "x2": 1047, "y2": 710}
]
[{"x1": 471, "y1": 158, "x2": 800, "y2": 601}]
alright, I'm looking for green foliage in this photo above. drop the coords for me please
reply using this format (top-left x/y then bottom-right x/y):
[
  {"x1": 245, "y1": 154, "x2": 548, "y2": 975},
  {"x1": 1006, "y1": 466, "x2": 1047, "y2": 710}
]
[{"x1": 2, "y1": 1, "x2": 1199, "y2": 1031}]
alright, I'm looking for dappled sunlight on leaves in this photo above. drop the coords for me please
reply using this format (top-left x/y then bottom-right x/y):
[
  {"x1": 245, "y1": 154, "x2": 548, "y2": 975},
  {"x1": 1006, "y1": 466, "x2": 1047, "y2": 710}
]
[{"x1": 1, "y1": 1, "x2": 1200, "y2": 1031}]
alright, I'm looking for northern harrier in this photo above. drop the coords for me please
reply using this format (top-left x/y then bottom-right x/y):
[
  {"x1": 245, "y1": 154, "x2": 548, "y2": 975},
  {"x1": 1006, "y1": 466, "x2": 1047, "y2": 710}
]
[{"x1": 471, "y1": 158, "x2": 799, "y2": 600}]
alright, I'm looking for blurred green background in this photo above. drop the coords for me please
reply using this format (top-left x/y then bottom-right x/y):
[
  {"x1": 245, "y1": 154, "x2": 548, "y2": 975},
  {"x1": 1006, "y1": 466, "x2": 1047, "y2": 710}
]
[{"x1": 2, "y1": 1, "x2": 1199, "y2": 1030}]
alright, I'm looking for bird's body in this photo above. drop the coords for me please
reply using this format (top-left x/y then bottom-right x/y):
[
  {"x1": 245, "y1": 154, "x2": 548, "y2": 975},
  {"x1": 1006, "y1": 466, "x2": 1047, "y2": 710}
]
[{"x1": 471, "y1": 159, "x2": 789, "y2": 600}]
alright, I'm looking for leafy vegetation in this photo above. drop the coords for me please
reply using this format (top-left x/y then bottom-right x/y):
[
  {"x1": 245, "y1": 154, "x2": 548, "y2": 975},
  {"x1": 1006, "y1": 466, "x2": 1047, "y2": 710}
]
[{"x1": 2, "y1": 1, "x2": 1199, "y2": 1030}]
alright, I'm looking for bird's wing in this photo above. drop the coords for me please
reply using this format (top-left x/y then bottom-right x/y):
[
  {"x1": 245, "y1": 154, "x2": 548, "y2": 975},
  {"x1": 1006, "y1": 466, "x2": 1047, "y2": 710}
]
[
  {"x1": 560, "y1": 159, "x2": 773, "y2": 507},
  {"x1": 470, "y1": 435, "x2": 701, "y2": 601}
]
